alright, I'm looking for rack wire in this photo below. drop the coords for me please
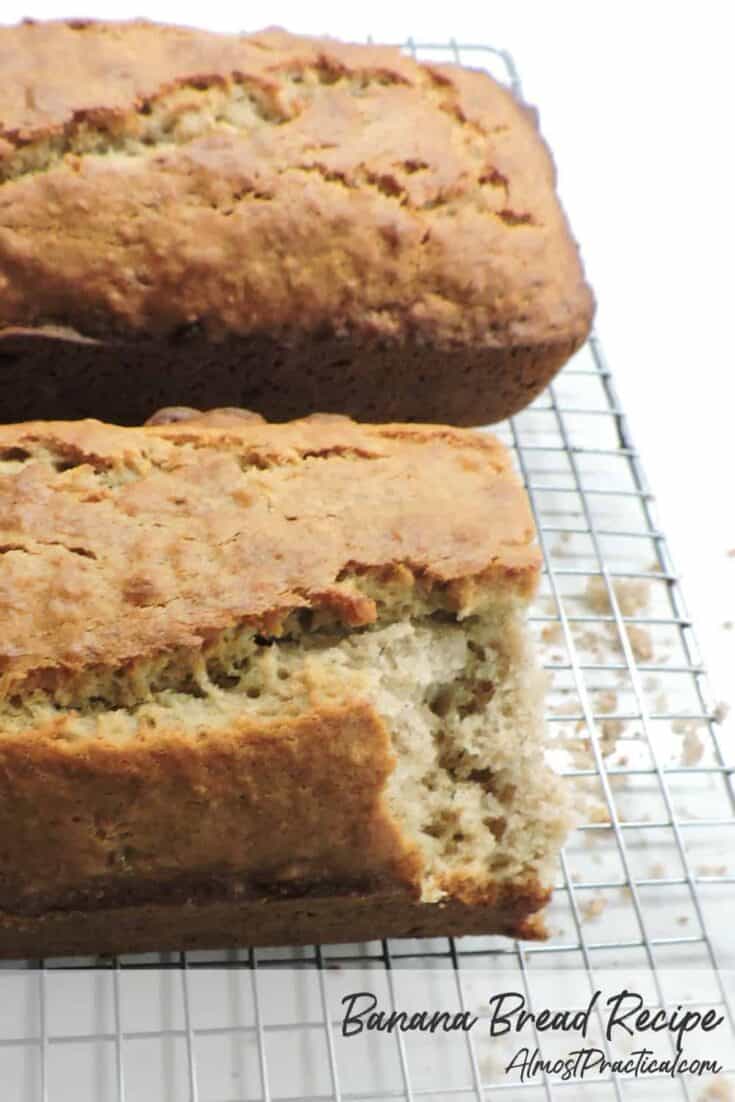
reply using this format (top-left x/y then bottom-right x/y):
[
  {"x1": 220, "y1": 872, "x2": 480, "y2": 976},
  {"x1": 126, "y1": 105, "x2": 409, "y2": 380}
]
[{"x1": 0, "y1": 40, "x2": 733, "y2": 1102}]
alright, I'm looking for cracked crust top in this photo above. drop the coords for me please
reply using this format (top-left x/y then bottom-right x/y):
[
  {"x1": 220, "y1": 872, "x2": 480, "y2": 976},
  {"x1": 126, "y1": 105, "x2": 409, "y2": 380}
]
[
  {"x1": 0, "y1": 19, "x2": 593, "y2": 350},
  {"x1": 0, "y1": 411, "x2": 540, "y2": 696}
]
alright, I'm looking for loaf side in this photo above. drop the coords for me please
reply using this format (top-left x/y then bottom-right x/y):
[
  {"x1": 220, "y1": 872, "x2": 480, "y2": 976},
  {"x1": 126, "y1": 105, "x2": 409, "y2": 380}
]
[{"x1": 0, "y1": 20, "x2": 594, "y2": 424}]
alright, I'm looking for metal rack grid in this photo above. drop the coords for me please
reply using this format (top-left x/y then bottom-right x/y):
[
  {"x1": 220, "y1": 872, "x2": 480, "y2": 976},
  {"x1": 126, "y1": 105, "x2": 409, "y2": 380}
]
[{"x1": 0, "y1": 40, "x2": 734, "y2": 1102}]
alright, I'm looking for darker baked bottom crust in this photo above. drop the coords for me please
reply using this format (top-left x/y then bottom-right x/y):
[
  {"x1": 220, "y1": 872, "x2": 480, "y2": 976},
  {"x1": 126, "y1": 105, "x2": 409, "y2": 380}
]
[
  {"x1": 0, "y1": 883, "x2": 550, "y2": 959},
  {"x1": 0, "y1": 327, "x2": 584, "y2": 427},
  {"x1": 0, "y1": 870, "x2": 392, "y2": 917}
]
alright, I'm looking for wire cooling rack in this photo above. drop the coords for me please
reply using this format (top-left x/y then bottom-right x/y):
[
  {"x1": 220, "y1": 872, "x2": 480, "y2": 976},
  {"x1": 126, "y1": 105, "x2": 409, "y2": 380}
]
[{"x1": 1, "y1": 40, "x2": 734, "y2": 1102}]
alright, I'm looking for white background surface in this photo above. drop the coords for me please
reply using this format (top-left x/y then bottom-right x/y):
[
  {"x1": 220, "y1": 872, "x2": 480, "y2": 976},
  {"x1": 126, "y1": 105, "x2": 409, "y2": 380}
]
[{"x1": 2, "y1": 0, "x2": 734, "y2": 714}]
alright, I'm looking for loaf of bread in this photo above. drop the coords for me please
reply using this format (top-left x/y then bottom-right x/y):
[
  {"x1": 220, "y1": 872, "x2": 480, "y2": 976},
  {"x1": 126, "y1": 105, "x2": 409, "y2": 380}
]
[
  {"x1": 0, "y1": 20, "x2": 593, "y2": 428},
  {"x1": 0, "y1": 409, "x2": 570, "y2": 957}
]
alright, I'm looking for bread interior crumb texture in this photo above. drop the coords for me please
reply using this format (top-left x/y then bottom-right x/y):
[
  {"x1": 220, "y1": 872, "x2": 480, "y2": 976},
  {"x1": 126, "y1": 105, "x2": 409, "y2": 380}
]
[{"x1": 1, "y1": 598, "x2": 567, "y2": 904}]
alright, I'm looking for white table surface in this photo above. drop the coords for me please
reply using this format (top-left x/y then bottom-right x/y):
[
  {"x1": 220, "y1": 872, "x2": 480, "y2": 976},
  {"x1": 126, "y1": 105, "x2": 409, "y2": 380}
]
[{"x1": 3, "y1": 0, "x2": 734, "y2": 719}]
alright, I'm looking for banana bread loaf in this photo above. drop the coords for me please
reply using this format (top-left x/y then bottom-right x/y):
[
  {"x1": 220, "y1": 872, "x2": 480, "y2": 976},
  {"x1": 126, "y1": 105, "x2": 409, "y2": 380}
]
[
  {"x1": 0, "y1": 409, "x2": 570, "y2": 958},
  {"x1": 0, "y1": 20, "x2": 593, "y2": 427}
]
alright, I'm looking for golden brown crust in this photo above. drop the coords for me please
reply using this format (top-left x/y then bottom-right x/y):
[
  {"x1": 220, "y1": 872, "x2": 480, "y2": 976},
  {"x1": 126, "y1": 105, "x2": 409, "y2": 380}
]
[
  {"x1": 0, "y1": 20, "x2": 593, "y2": 425},
  {"x1": 0, "y1": 878, "x2": 550, "y2": 959},
  {"x1": 0, "y1": 414, "x2": 539, "y2": 691},
  {"x1": 0, "y1": 701, "x2": 422, "y2": 913}
]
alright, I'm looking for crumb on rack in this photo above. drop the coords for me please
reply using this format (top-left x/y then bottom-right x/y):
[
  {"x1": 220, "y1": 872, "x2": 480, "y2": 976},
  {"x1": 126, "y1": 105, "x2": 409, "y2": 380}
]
[
  {"x1": 682, "y1": 728, "x2": 705, "y2": 766},
  {"x1": 672, "y1": 719, "x2": 706, "y2": 766},
  {"x1": 586, "y1": 801, "x2": 612, "y2": 826},
  {"x1": 696, "y1": 864, "x2": 727, "y2": 876},
  {"x1": 649, "y1": 862, "x2": 667, "y2": 879},
  {"x1": 585, "y1": 576, "x2": 651, "y2": 617},
  {"x1": 698, "y1": 1075, "x2": 735, "y2": 1101},
  {"x1": 572, "y1": 577, "x2": 656, "y2": 668},
  {"x1": 677, "y1": 915, "x2": 689, "y2": 925},
  {"x1": 594, "y1": 690, "x2": 624, "y2": 754},
  {"x1": 626, "y1": 624, "x2": 653, "y2": 662},
  {"x1": 551, "y1": 698, "x2": 581, "y2": 718},
  {"x1": 713, "y1": 701, "x2": 730, "y2": 724},
  {"x1": 576, "y1": 628, "x2": 607, "y2": 656},
  {"x1": 609, "y1": 772, "x2": 629, "y2": 792},
  {"x1": 581, "y1": 895, "x2": 606, "y2": 921},
  {"x1": 541, "y1": 620, "x2": 564, "y2": 646},
  {"x1": 596, "y1": 690, "x2": 618, "y2": 715}
]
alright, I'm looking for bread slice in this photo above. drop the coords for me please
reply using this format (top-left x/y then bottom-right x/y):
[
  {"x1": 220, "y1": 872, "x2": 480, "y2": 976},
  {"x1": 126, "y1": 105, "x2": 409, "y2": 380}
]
[
  {"x1": 0, "y1": 20, "x2": 593, "y2": 427},
  {"x1": 0, "y1": 409, "x2": 570, "y2": 956}
]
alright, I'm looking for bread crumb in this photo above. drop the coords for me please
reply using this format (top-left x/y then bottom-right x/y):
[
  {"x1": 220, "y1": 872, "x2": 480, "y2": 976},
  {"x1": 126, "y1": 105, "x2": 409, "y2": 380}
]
[
  {"x1": 682, "y1": 728, "x2": 705, "y2": 766},
  {"x1": 673, "y1": 717, "x2": 697, "y2": 734},
  {"x1": 585, "y1": 576, "x2": 650, "y2": 617},
  {"x1": 576, "y1": 628, "x2": 607, "y2": 657},
  {"x1": 677, "y1": 915, "x2": 689, "y2": 926},
  {"x1": 673, "y1": 719, "x2": 705, "y2": 766},
  {"x1": 552, "y1": 698, "x2": 581, "y2": 718},
  {"x1": 586, "y1": 802, "x2": 612, "y2": 825},
  {"x1": 626, "y1": 624, "x2": 653, "y2": 662},
  {"x1": 714, "y1": 701, "x2": 730, "y2": 724},
  {"x1": 584, "y1": 828, "x2": 606, "y2": 847},
  {"x1": 727, "y1": 549, "x2": 735, "y2": 558},
  {"x1": 581, "y1": 895, "x2": 606, "y2": 921},
  {"x1": 593, "y1": 690, "x2": 624, "y2": 754},
  {"x1": 541, "y1": 621, "x2": 564, "y2": 646},
  {"x1": 596, "y1": 690, "x2": 617, "y2": 714},
  {"x1": 555, "y1": 728, "x2": 600, "y2": 772},
  {"x1": 697, "y1": 864, "x2": 727, "y2": 876},
  {"x1": 619, "y1": 885, "x2": 632, "y2": 901},
  {"x1": 698, "y1": 1076, "x2": 734, "y2": 1101},
  {"x1": 600, "y1": 718, "x2": 624, "y2": 742},
  {"x1": 649, "y1": 862, "x2": 667, "y2": 879}
]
